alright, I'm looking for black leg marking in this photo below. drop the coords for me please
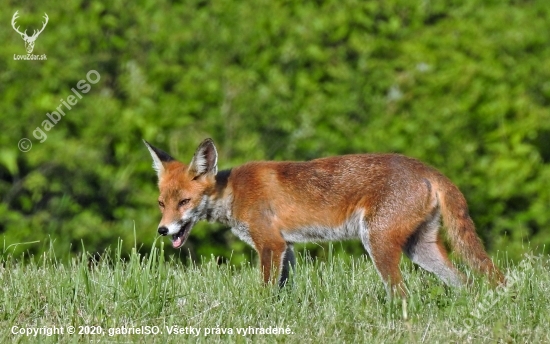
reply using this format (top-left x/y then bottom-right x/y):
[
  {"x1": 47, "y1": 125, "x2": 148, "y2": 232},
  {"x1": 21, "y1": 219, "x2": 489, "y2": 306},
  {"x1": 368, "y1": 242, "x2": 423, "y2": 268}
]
[{"x1": 279, "y1": 244, "x2": 296, "y2": 288}]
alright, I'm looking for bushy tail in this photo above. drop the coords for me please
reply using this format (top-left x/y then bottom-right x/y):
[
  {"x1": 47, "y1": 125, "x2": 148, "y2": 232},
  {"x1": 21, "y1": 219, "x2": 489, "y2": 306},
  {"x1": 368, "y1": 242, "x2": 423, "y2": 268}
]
[{"x1": 436, "y1": 177, "x2": 505, "y2": 285}]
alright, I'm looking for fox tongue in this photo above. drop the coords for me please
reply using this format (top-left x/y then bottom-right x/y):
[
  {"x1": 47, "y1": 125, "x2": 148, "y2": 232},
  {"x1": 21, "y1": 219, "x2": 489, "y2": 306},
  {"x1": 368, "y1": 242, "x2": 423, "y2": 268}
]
[
  {"x1": 172, "y1": 235, "x2": 184, "y2": 249},
  {"x1": 171, "y1": 221, "x2": 192, "y2": 249}
]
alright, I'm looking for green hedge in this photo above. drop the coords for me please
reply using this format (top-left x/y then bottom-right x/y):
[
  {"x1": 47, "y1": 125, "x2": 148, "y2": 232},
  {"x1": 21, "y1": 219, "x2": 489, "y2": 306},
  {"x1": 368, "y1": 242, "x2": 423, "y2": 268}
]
[{"x1": 1, "y1": 0, "x2": 549, "y2": 261}]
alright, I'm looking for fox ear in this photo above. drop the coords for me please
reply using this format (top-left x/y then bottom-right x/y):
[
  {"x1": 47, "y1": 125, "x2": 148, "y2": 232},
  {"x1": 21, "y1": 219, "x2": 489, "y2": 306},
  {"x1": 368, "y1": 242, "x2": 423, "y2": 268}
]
[
  {"x1": 143, "y1": 140, "x2": 174, "y2": 178},
  {"x1": 189, "y1": 138, "x2": 218, "y2": 178}
]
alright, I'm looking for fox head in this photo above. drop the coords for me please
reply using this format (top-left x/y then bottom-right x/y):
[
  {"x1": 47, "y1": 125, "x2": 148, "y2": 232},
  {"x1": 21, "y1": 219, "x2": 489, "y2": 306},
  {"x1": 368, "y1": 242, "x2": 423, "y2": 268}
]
[{"x1": 144, "y1": 138, "x2": 218, "y2": 248}]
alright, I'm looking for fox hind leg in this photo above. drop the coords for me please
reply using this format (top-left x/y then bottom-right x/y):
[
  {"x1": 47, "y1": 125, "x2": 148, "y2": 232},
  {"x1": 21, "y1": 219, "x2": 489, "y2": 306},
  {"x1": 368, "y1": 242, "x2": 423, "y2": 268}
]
[
  {"x1": 404, "y1": 210, "x2": 465, "y2": 287},
  {"x1": 360, "y1": 220, "x2": 407, "y2": 298}
]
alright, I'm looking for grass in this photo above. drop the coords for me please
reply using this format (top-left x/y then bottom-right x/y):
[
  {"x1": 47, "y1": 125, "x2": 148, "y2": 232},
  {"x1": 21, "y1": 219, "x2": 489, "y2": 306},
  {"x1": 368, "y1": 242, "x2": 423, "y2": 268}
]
[{"x1": 1, "y1": 241, "x2": 549, "y2": 343}]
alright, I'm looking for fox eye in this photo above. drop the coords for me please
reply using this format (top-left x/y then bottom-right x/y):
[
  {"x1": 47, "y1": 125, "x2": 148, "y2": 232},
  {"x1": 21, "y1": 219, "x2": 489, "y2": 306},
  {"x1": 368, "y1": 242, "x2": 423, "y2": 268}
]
[
  {"x1": 178, "y1": 199, "x2": 190, "y2": 207},
  {"x1": 158, "y1": 200, "x2": 165, "y2": 208}
]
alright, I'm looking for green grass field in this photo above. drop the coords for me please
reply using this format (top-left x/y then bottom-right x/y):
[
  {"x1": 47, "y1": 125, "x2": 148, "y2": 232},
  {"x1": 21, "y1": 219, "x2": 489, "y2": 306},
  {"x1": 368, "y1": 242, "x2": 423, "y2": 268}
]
[{"x1": 1, "y1": 241, "x2": 548, "y2": 343}]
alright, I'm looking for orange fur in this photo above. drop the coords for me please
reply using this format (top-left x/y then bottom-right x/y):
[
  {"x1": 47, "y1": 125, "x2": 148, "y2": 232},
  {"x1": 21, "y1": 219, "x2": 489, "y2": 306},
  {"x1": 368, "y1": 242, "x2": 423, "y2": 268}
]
[{"x1": 144, "y1": 139, "x2": 504, "y2": 297}]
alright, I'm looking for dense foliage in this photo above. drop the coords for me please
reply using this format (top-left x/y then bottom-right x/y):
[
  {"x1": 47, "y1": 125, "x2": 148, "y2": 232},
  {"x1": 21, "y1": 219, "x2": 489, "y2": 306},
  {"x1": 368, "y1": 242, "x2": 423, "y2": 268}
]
[{"x1": 1, "y1": 0, "x2": 549, "y2": 261}]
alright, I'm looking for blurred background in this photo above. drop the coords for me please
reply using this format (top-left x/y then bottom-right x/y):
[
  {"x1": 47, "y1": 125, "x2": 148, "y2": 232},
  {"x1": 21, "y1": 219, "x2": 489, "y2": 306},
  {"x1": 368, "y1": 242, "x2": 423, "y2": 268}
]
[{"x1": 1, "y1": 0, "x2": 549, "y2": 263}]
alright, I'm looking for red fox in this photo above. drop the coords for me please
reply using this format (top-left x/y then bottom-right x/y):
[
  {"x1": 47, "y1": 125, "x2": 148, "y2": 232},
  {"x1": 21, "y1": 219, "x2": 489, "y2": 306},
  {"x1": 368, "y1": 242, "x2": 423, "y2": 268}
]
[{"x1": 144, "y1": 138, "x2": 504, "y2": 297}]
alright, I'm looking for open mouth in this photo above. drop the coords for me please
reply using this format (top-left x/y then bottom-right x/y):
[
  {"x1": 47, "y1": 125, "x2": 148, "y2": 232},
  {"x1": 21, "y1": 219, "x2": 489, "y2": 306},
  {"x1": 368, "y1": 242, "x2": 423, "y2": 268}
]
[{"x1": 171, "y1": 221, "x2": 193, "y2": 249}]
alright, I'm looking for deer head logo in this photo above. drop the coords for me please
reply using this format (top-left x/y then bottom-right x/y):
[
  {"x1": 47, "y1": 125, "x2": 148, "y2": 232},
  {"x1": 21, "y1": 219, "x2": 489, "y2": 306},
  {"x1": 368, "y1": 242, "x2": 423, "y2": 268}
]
[{"x1": 11, "y1": 11, "x2": 49, "y2": 54}]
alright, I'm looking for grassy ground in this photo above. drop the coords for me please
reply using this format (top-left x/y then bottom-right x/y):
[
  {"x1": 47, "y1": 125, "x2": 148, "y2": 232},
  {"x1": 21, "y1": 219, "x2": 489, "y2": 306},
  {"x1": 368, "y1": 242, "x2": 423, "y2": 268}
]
[{"x1": 1, "y1": 241, "x2": 549, "y2": 343}]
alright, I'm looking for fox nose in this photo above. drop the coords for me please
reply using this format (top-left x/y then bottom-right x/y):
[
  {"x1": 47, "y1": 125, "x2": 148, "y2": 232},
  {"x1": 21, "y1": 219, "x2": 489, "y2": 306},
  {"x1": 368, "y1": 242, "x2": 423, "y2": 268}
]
[{"x1": 158, "y1": 226, "x2": 169, "y2": 235}]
